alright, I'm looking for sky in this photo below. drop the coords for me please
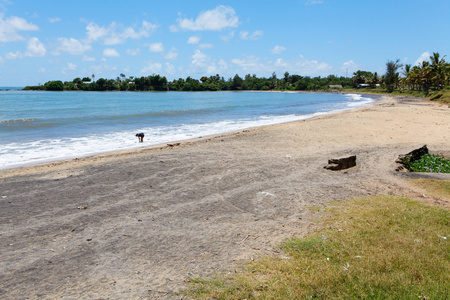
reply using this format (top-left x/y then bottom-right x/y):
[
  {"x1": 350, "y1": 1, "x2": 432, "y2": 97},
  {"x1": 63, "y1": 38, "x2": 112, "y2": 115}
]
[{"x1": 1, "y1": 0, "x2": 449, "y2": 86}]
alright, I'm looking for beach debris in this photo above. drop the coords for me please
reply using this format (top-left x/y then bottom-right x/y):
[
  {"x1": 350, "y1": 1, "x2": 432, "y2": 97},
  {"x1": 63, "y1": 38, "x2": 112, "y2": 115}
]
[
  {"x1": 324, "y1": 155, "x2": 356, "y2": 170},
  {"x1": 343, "y1": 262, "x2": 350, "y2": 271},
  {"x1": 1, "y1": 196, "x2": 7, "y2": 199},
  {"x1": 258, "y1": 191, "x2": 277, "y2": 198},
  {"x1": 238, "y1": 234, "x2": 250, "y2": 244},
  {"x1": 438, "y1": 235, "x2": 447, "y2": 240},
  {"x1": 322, "y1": 234, "x2": 329, "y2": 240},
  {"x1": 77, "y1": 206, "x2": 87, "y2": 209},
  {"x1": 167, "y1": 143, "x2": 180, "y2": 147}
]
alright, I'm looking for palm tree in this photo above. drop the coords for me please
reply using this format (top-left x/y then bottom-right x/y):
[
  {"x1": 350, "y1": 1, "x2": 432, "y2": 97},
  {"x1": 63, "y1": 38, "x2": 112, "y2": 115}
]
[
  {"x1": 419, "y1": 61, "x2": 432, "y2": 91},
  {"x1": 429, "y1": 52, "x2": 447, "y2": 90},
  {"x1": 367, "y1": 72, "x2": 379, "y2": 88}
]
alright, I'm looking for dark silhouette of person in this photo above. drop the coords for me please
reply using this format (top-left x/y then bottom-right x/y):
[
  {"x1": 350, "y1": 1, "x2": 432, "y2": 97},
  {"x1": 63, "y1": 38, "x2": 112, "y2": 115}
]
[{"x1": 136, "y1": 132, "x2": 144, "y2": 142}]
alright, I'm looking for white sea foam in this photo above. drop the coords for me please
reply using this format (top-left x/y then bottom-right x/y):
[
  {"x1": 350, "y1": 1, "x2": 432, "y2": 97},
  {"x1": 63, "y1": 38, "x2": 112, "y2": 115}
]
[
  {"x1": 343, "y1": 93, "x2": 374, "y2": 107},
  {"x1": 0, "y1": 113, "x2": 316, "y2": 169}
]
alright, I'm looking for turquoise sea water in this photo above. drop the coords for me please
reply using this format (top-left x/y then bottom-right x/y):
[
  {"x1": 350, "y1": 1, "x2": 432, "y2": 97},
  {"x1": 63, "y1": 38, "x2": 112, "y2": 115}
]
[{"x1": 0, "y1": 91, "x2": 375, "y2": 169}]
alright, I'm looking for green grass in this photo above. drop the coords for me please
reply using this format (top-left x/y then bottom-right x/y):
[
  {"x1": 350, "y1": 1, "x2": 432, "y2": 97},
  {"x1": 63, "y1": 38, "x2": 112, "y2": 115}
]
[{"x1": 185, "y1": 195, "x2": 450, "y2": 299}]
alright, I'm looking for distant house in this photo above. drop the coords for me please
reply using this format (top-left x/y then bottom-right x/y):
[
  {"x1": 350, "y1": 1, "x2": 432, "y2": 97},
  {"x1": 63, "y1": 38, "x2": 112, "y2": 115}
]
[{"x1": 328, "y1": 85, "x2": 343, "y2": 89}]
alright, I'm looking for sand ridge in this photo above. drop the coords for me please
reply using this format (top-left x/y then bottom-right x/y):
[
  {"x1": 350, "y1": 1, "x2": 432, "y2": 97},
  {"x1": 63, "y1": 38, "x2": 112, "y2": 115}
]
[{"x1": 0, "y1": 95, "x2": 449, "y2": 299}]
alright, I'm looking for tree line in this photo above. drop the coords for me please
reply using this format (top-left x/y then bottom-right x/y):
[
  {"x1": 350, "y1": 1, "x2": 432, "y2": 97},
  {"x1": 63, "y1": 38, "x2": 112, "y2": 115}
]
[{"x1": 24, "y1": 52, "x2": 449, "y2": 93}]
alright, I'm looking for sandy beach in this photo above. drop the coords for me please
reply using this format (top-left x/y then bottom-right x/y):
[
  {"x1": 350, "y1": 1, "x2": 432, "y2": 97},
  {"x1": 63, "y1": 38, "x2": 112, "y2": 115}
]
[{"x1": 1, "y1": 95, "x2": 449, "y2": 299}]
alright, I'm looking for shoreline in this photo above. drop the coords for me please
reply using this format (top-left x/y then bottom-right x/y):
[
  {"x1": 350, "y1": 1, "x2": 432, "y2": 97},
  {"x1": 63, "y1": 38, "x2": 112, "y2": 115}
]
[
  {"x1": 0, "y1": 92, "x2": 379, "y2": 174},
  {"x1": 1, "y1": 94, "x2": 449, "y2": 299}
]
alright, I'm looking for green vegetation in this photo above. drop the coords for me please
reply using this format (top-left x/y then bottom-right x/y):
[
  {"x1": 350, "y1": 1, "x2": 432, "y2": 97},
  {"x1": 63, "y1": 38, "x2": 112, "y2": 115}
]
[
  {"x1": 23, "y1": 51, "x2": 450, "y2": 104},
  {"x1": 405, "y1": 154, "x2": 450, "y2": 173},
  {"x1": 429, "y1": 90, "x2": 450, "y2": 104},
  {"x1": 23, "y1": 72, "x2": 355, "y2": 92},
  {"x1": 186, "y1": 195, "x2": 450, "y2": 299}
]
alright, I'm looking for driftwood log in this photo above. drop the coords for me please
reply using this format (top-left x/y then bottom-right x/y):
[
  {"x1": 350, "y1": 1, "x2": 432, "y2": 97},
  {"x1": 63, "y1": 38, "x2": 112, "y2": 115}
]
[
  {"x1": 396, "y1": 145, "x2": 429, "y2": 164},
  {"x1": 324, "y1": 155, "x2": 356, "y2": 171}
]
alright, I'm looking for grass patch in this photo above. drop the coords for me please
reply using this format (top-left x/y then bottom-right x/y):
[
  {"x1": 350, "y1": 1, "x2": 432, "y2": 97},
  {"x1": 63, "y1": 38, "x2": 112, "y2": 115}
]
[
  {"x1": 185, "y1": 196, "x2": 450, "y2": 299},
  {"x1": 411, "y1": 179, "x2": 450, "y2": 201},
  {"x1": 429, "y1": 90, "x2": 450, "y2": 104},
  {"x1": 406, "y1": 154, "x2": 450, "y2": 173}
]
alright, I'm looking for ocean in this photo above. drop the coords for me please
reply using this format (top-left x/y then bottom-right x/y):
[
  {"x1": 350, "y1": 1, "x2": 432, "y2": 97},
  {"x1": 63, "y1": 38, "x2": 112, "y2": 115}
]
[{"x1": 0, "y1": 90, "x2": 375, "y2": 169}]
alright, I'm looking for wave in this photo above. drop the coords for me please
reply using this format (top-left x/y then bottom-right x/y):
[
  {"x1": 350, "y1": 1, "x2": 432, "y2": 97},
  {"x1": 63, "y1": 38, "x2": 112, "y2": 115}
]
[
  {"x1": 0, "y1": 118, "x2": 62, "y2": 130},
  {"x1": 0, "y1": 118, "x2": 37, "y2": 124}
]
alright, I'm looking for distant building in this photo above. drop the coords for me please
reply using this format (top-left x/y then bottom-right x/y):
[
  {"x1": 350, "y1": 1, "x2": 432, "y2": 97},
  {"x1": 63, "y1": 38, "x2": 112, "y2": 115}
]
[{"x1": 328, "y1": 85, "x2": 343, "y2": 89}]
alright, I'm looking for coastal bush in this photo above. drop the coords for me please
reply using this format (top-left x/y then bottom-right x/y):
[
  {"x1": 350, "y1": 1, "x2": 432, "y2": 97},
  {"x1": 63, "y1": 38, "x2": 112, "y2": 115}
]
[
  {"x1": 185, "y1": 196, "x2": 450, "y2": 299},
  {"x1": 407, "y1": 154, "x2": 450, "y2": 173}
]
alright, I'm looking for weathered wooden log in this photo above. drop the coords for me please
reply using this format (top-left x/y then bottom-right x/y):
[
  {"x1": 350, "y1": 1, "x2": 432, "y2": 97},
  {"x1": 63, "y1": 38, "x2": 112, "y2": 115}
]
[
  {"x1": 396, "y1": 145, "x2": 429, "y2": 165},
  {"x1": 324, "y1": 155, "x2": 356, "y2": 170}
]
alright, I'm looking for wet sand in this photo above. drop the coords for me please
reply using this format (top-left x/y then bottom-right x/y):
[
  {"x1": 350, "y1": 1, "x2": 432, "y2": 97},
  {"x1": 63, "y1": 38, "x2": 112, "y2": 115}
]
[{"x1": 1, "y1": 95, "x2": 449, "y2": 299}]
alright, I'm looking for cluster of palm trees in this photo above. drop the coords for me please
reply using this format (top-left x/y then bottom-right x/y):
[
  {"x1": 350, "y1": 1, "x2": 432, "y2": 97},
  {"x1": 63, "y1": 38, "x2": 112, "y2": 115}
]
[{"x1": 400, "y1": 52, "x2": 449, "y2": 92}]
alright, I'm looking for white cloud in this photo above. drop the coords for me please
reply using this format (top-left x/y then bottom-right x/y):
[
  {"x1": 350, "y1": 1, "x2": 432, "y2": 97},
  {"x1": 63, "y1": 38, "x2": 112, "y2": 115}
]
[
  {"x1": 341, "y1": 60, "x2": 360, "y2": 75},
  {"x1": 306, "y1": 0, "x2": 324, "y2": 5},
  {"x1": 86, "y1": 22, "x2": 108, "y2": 43},
  {"x1": 82, "y1": 55, "x2": 95, "y2": 61},
  {"x1": 270, "y1": 45, "x2": 286, "y2": 54},
  {"x1": 414, "y1": 51, "x2": 430, "y2": 66},
  {"x1": 165, "y1": 63, "x2": 176, "y2": 75},
  {"x1": 103, "y1": 48, "x2": 120, "y2": 57},
  {"x1": 0, "y1": 14, "x2": 38, "y2": 42},
  {"x1": 190, "y1": 49, "x2": 225, "y2": 74},
  {"x1": 67, "y1": 63, "x2": 77, "y2": 70},
  {"x1": 239, "y1": 30, "x2": 263, "y2": 40},
  {"x1": 25, "y1": 37, "x2": 46, "y2": 57},
  {"x1": 169, "y1": 25, "x2": 179, "y2": 32},
  {"x1": 140, "y1": 61, "x2": 162, "y2": 75},
  {"x1": 126, "y1": 48, "x2": 141, "y2": 56},
  {"x1": 62, "y1": 62, "x2": 77, "y2": 74},
  {"x1": 231, "y1": 55, "x2": 268, "y2": 72},
  {"x1": 5, "y1": 51, "x2": 22, "y2": 59},
  {"x1": 48, "y1": 17, "x2": 61, "y2": 23},
  {"x1": 218, "y1": 59, "x2": 228, "y2": 70},
  {"x1": 188, "y1": 35, "x2": 200, "y2": 44},
  {"x1": 232, "y1": 54, "x2": 333, "y2": 76},
  {"x1": 54, "y1": 37, "x2": 92, "y2": 55},
  {"x1": 220, "y1": 31, "x2": 234, "y2": 42},
  {"x1": 199, "y1": 43, "x2": 213, "y2": 49},
  {"x1": 3, "y1": 37, "x2": 46, "y2": 59},
  {"x1": 85, "y1": 20, "x2": 157, "y2": 45},
  {"x1": 165, "y1": 47, "x2": 178, "y2": 60},
  {"x1": 176, "y1": 5, "x2": 239, "y2": 31},
  {"x1": 149, "y1": 42, "x2": 164, "y2": 53}
]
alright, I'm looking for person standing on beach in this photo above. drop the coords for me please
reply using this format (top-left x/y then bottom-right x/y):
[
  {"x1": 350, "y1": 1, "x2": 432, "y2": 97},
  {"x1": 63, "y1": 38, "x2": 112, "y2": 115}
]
[{"x1": 136, "y1": 132, "x2": 144, "y2": 142}]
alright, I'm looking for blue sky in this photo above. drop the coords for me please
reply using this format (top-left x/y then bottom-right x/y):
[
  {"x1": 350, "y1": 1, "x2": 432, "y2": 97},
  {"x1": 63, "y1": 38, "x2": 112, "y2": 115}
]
[{"x1": 1, "y1": 0, "x2": 449, "y2": 86}]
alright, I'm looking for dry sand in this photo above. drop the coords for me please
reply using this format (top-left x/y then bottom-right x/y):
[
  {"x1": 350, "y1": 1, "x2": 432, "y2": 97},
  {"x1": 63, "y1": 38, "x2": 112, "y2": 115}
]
[{"x1": 1, "y1": 95, "x2": 449, "y2": 299}]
